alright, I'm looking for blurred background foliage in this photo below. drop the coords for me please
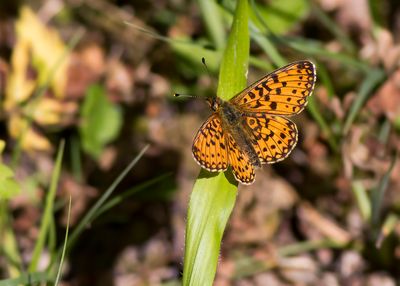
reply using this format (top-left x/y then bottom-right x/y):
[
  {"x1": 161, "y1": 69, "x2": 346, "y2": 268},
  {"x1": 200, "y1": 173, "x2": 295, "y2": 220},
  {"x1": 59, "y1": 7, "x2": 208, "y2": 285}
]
[{"x1": 0, "y1": 0, "x2": 400, "y2": 285}]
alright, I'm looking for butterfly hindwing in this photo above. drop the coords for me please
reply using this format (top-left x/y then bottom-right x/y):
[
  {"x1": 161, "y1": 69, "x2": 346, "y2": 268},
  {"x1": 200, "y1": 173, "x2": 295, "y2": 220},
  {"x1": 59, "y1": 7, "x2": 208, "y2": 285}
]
[
  {"x1": 192, "y1": 113, "x2": 229, "y2": 172},
  {"x1": 245, "y1": 114, "x2": 298, "y2": 164},
  {"x1": 231, "y1": 61, "x2": 316, "y2": 116},
  {"x1": 226, "y1": 132, "x2": 255, "y2": 184}
]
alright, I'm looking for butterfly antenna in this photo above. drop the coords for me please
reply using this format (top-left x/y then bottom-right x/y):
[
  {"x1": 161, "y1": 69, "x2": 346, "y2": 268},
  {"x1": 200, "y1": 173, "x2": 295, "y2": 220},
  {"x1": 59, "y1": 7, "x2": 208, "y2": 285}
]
[
  {"x1": 174, "y1": 93, "x2": 201, "y2": 99},
  {"x1": 174, "y1": 58, "x2": 214, "y2": 100},
  {"x1": 201, "y1": 57, "x2": 218, "y2": 100},
  {"x1": 201, "y1": 57, "x2": 211, "y2": 78}
]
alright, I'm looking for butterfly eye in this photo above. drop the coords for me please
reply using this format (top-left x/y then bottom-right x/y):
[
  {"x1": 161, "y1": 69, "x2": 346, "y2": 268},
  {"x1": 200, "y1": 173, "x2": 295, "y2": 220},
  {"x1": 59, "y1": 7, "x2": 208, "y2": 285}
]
[
  {"x1": 212, "y1": 98, "x2": 221, "y2": 111},
  {"x1": 206, "y1": 97, "x2": 219, "y2": 111},
  {"x1": 212, "y1": 101, "x2": 219, "y2": 111}
]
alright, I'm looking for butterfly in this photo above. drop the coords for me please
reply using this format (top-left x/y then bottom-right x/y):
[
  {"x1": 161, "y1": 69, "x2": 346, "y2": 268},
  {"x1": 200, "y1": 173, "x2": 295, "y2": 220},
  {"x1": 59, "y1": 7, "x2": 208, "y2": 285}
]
[{"x1": 190, "y1": 61, "x2": 316, "y2": 184}]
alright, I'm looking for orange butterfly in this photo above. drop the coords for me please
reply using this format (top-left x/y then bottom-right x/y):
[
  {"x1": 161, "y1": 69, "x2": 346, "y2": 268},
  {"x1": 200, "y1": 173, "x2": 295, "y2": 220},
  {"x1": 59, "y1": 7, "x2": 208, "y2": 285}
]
[{"x1": 191, "y1": 61, "x2": 316, "y2": 184}]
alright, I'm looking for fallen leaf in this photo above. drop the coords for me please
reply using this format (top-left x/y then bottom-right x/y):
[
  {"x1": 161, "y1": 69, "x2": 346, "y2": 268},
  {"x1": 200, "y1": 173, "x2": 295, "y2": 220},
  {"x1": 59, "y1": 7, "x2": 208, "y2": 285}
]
[{"x1": 298, "y1": 202, "x2": 351, "y2": 244}]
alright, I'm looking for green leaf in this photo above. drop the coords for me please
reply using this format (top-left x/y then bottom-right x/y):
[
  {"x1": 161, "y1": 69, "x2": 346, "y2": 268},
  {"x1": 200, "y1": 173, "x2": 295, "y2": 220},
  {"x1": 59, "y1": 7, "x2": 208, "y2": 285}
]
[
  {"x1": 217, "y1": 0, "x2": 249, "y2": 100},
  {"x1": 79, "y1": 84, "x2": 122, "y2": 159},
  {"x1": 183, "y1": 0, "x2": 249, "y2": 285},
  {"x1": 0, "y1": 164, "x2": 21, "y2": 200},
  {"x1": 183, "y1": 172, "x2": 237, "y2": 286}
]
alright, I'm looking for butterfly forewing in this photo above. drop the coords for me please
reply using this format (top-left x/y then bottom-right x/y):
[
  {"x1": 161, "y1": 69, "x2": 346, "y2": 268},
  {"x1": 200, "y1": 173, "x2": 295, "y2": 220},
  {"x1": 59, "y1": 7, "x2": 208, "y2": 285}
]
[
  {"x1": 245, "y1": 115, "x2": 298, "y2": 164},
  {"x1": 231, "y1": 61, "x2": 316, "y2": 116},
  {"x1": 192, "y1": 113, "x2": 229, "y2": 172}
]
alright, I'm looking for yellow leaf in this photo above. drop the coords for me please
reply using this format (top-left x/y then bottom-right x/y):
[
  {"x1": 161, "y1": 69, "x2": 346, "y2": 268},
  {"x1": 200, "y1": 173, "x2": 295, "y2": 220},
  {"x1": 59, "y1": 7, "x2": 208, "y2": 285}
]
[
  {"x1": 27, "y1": 98, "x2": 78, "y2": 126},
  {"x1": 5, "y1": 39, "x2": 36, "y2": 109},
  {"x1": 16, "y1": 6, "x2": 69, "y2": 98},
  {"x1": 0, "y1": 140, "x2": 5, "y2": 156},
  {"x1": 8, "y1": 115, "x2": 52, "y2": 152}
]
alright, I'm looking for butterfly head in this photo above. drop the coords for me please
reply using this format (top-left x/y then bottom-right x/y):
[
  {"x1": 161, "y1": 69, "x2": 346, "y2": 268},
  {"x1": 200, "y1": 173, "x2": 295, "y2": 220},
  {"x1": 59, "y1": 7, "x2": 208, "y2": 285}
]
[{"x1": 206, "y1": 97, "x2": 221, "y2": 111}]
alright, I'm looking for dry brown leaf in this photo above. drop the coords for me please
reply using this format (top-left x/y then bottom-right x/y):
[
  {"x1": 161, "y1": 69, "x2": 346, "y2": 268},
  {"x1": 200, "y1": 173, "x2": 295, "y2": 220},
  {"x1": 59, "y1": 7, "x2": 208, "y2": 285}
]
[
  {"x1": 106, "y1": 59, "x2": 134, "y2": 103},
  {"x1": 335, "y1": 0, "x2": 372, "y2": 37},
  {"x1": 338, "y1": 251, "x2": 365, "y2": 278},
  {"x1": 376, "y1": 29, "x2": 400, "y2": 71},
  {"x1": 113, "y1": 237, "x2": 176, "y2": 286},
  {"x1": 168, "y1": 15, "x2": 197, "y2": 38},
  {"x1": 229, "y1": 173, "x2": 298, "y2": 244},
  {"x1": 367, "y1": 69, "x2": 400, "y2": 121},
  {"x1": 60, "y1": 175, "x2": 98, "y2": 226},
  {"x1": 278, "y1": 255, "x2": 319, "y2": 285},
  {"x1": 366, "y1": 273, "x2": 396, "y2": 286},
  {"x1": 298, "y1": 202, "x2": 351, "y2": 244},
  {"x1": 342, "y1": 125, "x2": 391, "y2": 180}
]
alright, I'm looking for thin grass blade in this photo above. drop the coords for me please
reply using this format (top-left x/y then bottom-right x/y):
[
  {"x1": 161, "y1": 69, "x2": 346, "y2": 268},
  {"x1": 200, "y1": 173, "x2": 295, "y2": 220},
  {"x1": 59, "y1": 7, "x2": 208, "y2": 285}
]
[
  {"x1": 58, "y1": 144, "x2": 149, "y2": 255},
  {"x1": 0, "y1": 272, "x2": 49, "y2": 286},
  {"x1": 197, "y1": 0, "x2": 226, "y2": 50},
  {"x1": 54, "y1": 196, "x2": 71, "y2": 285},
  {"x1": 343, "y1": 68, "x2": 385, "y2": 134},
  {"x1": 371, "y1": 152, "x2": 397, "y2": 226},
  {"x1": 29, "y1": 140, "x2": 65, "y2": 272},
  {"x1": 351, "y1": 181, "x2": 372, "y2": 222}
]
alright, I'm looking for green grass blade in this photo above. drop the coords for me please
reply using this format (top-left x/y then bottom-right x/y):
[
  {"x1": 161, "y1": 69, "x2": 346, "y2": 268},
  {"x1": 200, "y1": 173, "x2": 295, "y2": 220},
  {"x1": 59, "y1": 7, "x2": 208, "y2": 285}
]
[
  {"x1": 248, "y1": 0, "x2": 288, "y2": 67},
  {"x1": 343, "y1": 68, "x2": 385, "y2": 134},
  {"x1": 311, "y1": 4, "x2": 356, "y2": 54},
  {"x1": 283, "y1": 36, "x2": 370, "y2": 73},
  {"x1": 250, "y1": 26, "x2": 286, "y2": 67},
  {"x1": 376, "y1": 213, "x2": 398, "y2": 248},
  {"x1": 378, "y1": 118, "x2": 391, "y2": 143},
  {"x1": 371, "y1": 152, "x2": 397, "y2": 226},
  {"x1": 183, "y1": 0, "x2": 249, "y2": 284},
  {"x1": 29, "y1": 140, "x2": 65, "y2": 272},
  {"x1": 47, "y1": 213, "x2": 57, "y2": 266},
  {"x1": 171, "y1": 40, "x2": 222, "y2": 74},
  {"x1": 0, "y1": 272, "x2": 49, "y2": 286},
  {"x1": 197, "y1": 0, "x2": 226, "y2": 50},
  {"x1": 92, "y1": 173, "x2": 171, "y2": 220},
  {"x1": 278, "y1": 239, "x2": 346, "y2": 257},
  {"x1": 351, "y1": 181, "x2": 371, "y2": 222},
  {"x1": 54, "y1": 196, "x2": 71, "y2": 285},
  {"x1": 59, "y1": 144, "x2": 149, "y2": 254},
  {"x1": 307, "y1": 96, "x2": 338, "y2": 152}
]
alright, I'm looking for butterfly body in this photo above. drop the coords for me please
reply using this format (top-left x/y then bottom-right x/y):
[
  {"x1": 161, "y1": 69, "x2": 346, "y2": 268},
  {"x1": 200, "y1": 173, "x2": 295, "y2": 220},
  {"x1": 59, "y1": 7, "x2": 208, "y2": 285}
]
[
  {"x1": 214, "y1": 98, "x2": 262, "y2": 170},
  {"x1": 192, "y1": 61, "x2": 316, "y2": 184}
]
